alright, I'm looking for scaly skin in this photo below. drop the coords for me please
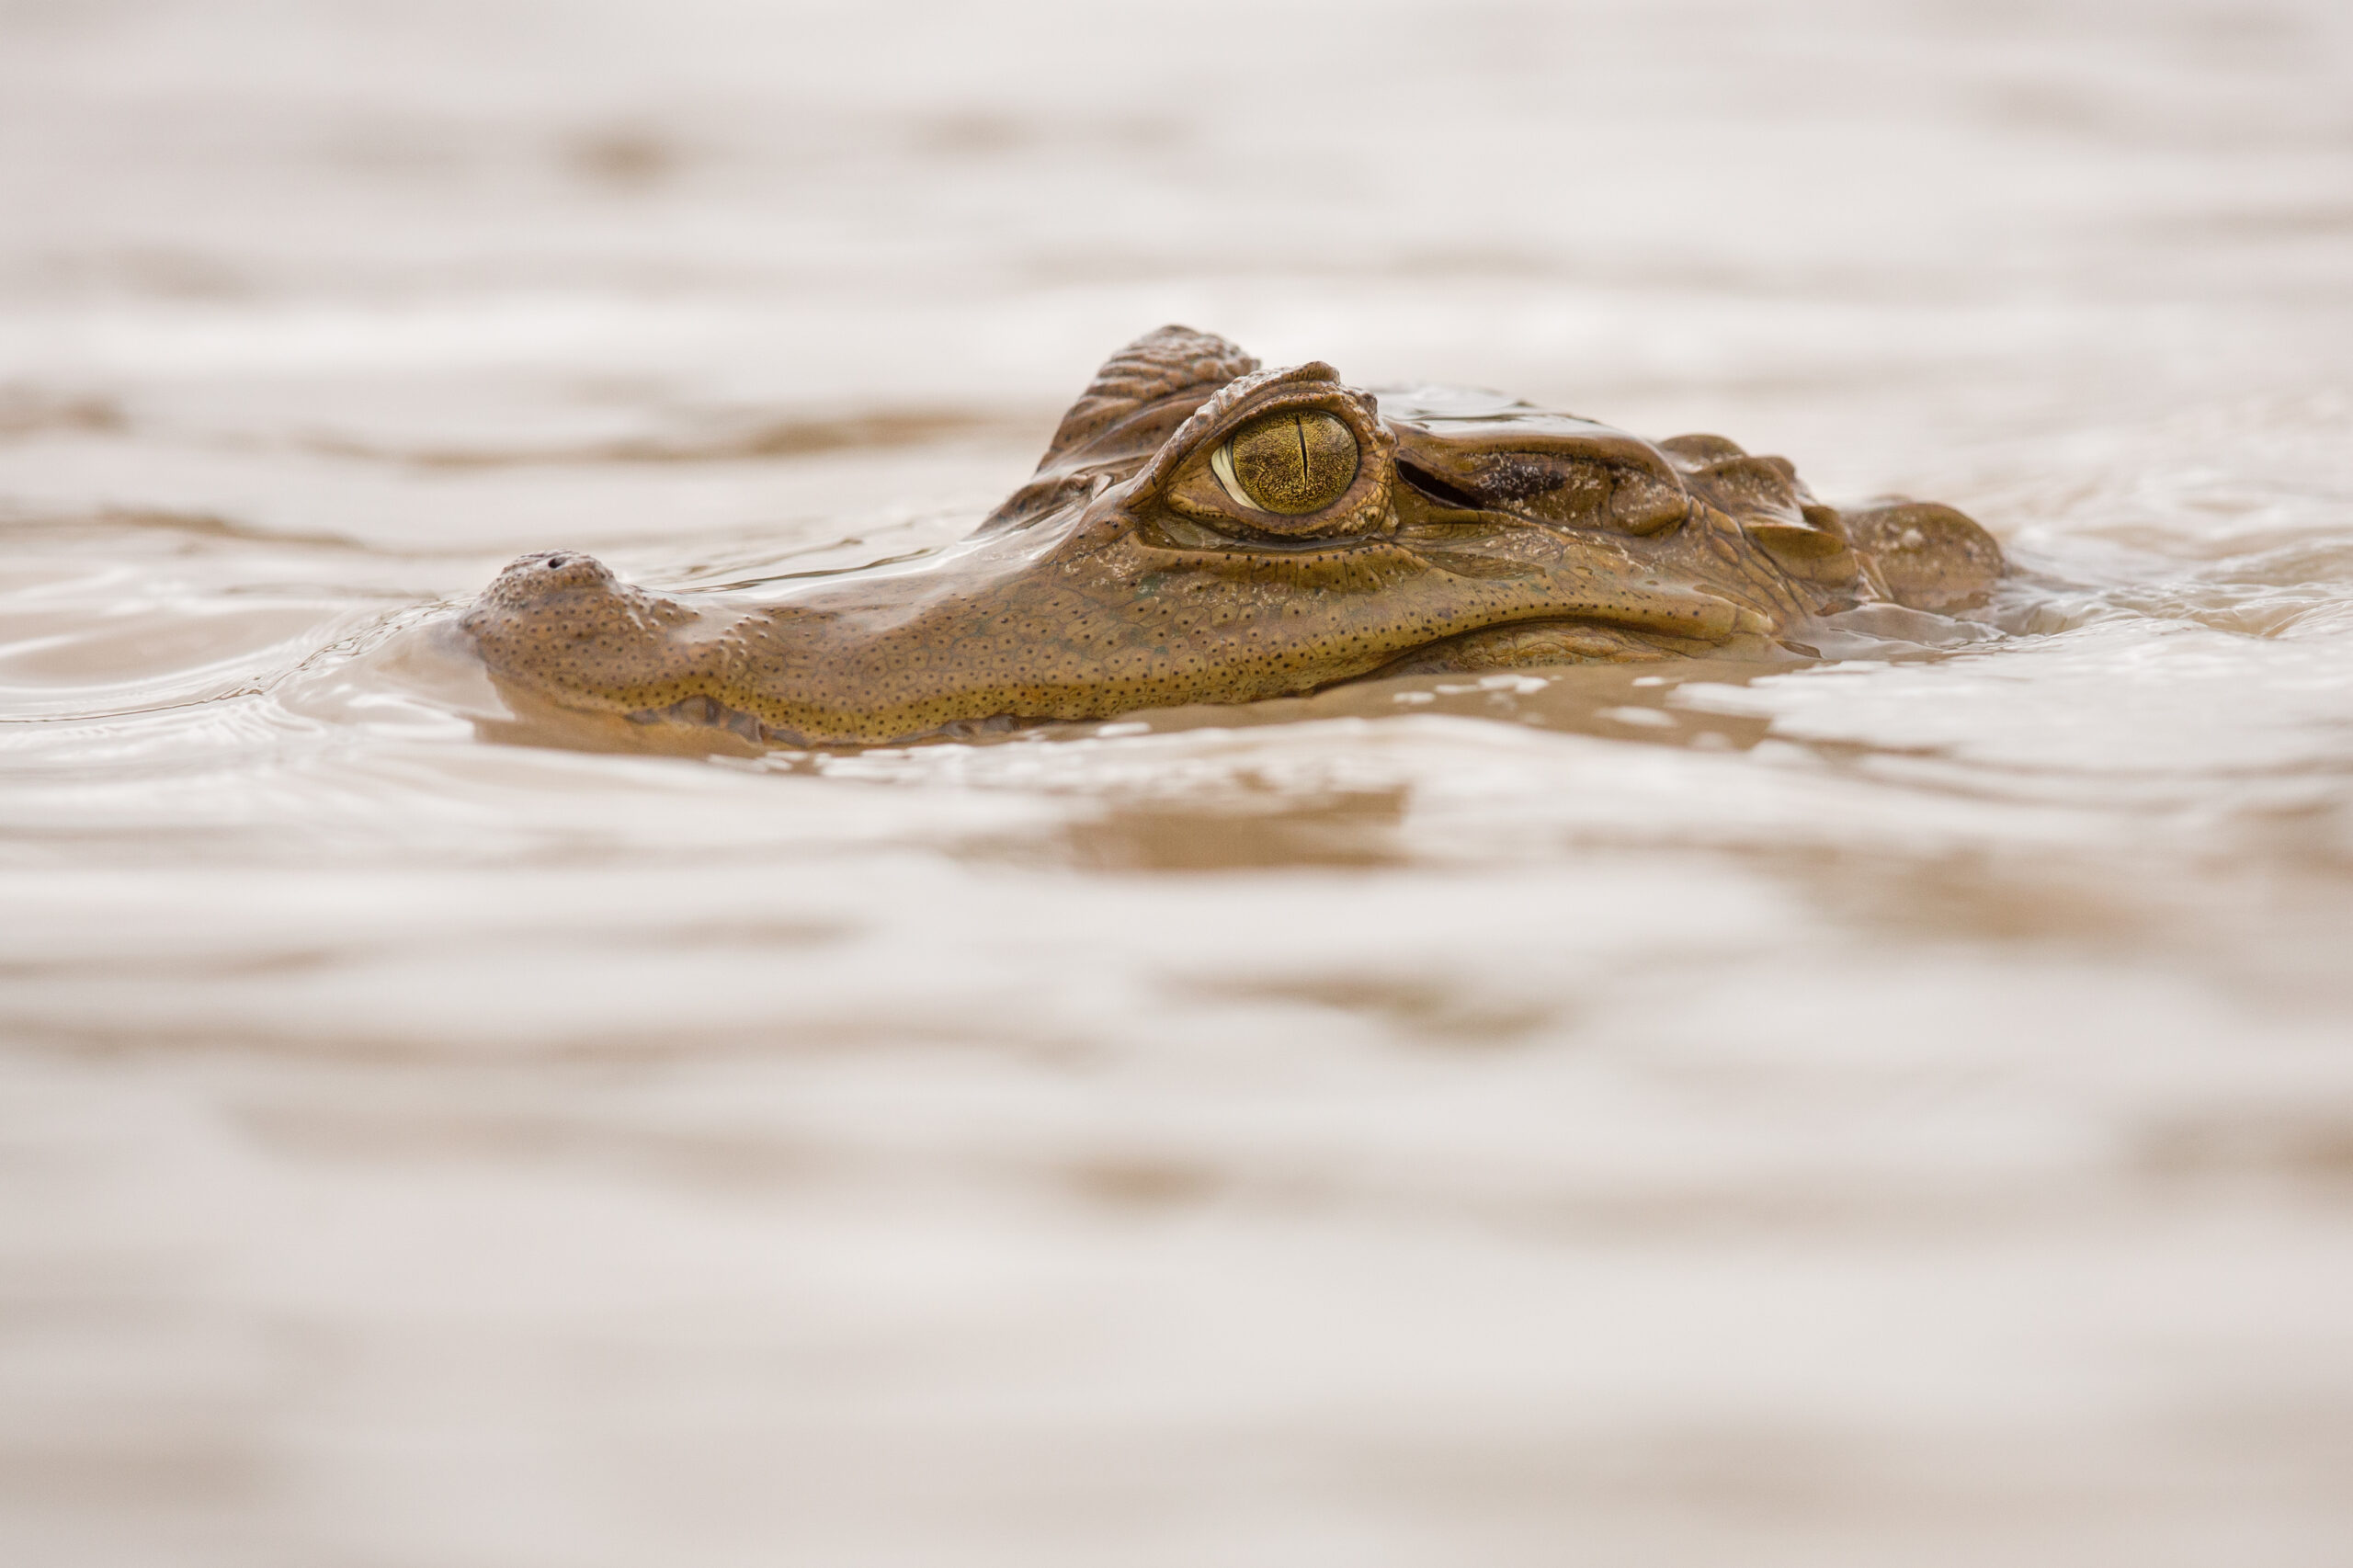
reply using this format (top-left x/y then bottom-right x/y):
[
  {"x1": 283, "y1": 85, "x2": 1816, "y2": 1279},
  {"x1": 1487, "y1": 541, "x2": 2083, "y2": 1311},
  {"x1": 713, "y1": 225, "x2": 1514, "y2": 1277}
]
[{"x1": 461, "y1": 326, "x2": 2003, "y2": 746}]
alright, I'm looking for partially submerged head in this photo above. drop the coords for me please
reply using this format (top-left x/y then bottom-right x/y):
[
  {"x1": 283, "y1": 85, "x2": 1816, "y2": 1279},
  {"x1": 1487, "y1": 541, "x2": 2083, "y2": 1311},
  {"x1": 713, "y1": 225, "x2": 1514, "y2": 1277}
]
[{"x1": 461, "y1": 325, "x2": 2002, "y2": 745}]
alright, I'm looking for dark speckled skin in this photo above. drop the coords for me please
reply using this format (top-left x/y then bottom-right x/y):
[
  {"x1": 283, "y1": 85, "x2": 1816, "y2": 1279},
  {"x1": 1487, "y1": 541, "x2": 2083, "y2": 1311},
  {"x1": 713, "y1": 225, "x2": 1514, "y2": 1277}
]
[{"x1": 461, "y1": 326, "x2": 2003, "y2": 746}]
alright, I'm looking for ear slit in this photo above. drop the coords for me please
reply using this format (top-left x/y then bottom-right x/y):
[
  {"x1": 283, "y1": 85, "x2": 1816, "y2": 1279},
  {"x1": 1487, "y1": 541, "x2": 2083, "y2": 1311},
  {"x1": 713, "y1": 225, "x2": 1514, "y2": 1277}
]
[{"x1": 1397, "y1": 461, "x2": 1486, "y2": 510}]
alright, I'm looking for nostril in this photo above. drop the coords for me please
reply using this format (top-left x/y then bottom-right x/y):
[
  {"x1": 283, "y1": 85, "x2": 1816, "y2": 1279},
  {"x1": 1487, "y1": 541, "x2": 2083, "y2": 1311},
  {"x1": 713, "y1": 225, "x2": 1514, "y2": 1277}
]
[{"x1": 544, "y1": 554, "x2": 570, "y2": 570}]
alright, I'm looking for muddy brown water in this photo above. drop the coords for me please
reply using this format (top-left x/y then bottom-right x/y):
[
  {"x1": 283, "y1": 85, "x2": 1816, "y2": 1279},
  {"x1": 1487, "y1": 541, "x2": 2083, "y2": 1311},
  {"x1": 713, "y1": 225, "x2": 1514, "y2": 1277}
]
[{"x1": 3, "y1": 3, "x2": 2351, "y2": 1564}]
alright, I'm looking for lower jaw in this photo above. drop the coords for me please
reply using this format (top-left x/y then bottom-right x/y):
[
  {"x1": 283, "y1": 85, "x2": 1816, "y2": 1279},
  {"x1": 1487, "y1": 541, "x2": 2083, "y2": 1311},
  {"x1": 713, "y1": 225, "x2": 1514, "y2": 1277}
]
[
  {"x1": 624, "y1": 693, "x2": 1037, "y2": 751},
  {"x1": 626, "y1": 693, "x2": 774, "y2": 744},
  {"x1": 1366, "y1": 619, "x2": 1717, "y2": 677}
]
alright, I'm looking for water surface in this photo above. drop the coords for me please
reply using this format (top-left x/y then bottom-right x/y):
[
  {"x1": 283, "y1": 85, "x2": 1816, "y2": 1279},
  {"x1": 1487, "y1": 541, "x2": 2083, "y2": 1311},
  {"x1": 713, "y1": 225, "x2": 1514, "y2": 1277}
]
[{"x1": 3, "y1": 3, "x2": 2350, "y2": 1563}]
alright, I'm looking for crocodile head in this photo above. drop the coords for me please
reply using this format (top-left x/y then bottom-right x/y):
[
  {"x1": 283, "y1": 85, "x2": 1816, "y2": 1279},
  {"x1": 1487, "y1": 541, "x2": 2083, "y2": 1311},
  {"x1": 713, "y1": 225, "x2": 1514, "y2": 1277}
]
[{"x1": 461, "y1": 325, "x2": 2001, "y2": 746}]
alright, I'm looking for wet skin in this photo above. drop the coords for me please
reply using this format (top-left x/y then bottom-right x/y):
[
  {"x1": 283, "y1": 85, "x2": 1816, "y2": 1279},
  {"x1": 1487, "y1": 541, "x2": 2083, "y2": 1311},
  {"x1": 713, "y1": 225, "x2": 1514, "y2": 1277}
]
[{"x1": 462, "y1": 326, "x2": 2004, "y2": 746}]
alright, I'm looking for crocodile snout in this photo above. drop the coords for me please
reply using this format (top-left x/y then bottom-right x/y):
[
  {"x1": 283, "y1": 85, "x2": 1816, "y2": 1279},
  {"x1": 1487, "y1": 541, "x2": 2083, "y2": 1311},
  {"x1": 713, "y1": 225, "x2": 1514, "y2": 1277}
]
[
  {"x1": 472, "y1": 550, "x2": 621, "y2": 615},
  {"x1": 460, "y1": 551, "x2": 717, "y2": 713}
]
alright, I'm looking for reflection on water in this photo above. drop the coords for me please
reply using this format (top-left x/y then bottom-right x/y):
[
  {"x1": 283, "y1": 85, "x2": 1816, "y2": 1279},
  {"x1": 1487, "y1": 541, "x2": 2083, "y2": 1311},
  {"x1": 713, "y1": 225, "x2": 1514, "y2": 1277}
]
[{"x1": 3, "y1": 1, "x2": 2351, "y2": 1564}]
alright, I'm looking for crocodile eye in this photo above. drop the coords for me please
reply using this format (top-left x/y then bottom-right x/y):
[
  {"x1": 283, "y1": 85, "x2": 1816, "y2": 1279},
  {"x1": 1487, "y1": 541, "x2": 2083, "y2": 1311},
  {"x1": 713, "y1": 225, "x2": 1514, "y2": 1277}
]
[{"x1": 1211, "y1": 409, "x2": 1359, "y2": 516}]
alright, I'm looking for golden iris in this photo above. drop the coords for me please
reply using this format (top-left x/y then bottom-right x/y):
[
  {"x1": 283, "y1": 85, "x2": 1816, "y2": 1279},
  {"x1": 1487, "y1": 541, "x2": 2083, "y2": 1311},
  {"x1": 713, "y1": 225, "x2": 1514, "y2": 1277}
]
[{"x1": 1210, "y1": 410, "x2": 1358, "y2": 516}]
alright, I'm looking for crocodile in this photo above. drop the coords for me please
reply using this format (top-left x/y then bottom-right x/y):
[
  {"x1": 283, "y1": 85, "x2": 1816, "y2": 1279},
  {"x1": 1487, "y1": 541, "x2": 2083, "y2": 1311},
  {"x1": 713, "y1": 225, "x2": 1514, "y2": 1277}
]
[{"x1": 461, "y1": 325, "x2": 2002, "y2": 746}]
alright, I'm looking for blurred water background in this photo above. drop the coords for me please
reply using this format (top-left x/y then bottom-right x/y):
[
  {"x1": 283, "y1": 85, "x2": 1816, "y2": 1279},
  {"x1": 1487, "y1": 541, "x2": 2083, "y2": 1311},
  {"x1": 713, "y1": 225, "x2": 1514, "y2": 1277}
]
[{"x1": 3, "y1": 1, "x2": 2352, "y2": 1563}]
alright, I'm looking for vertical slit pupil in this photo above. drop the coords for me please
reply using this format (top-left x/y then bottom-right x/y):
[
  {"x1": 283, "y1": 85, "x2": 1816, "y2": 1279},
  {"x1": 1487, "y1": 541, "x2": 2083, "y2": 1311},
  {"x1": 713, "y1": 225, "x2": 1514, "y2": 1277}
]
[{"x1": 1226, "y1": 409, "x2": 1359, "y2": 515}]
